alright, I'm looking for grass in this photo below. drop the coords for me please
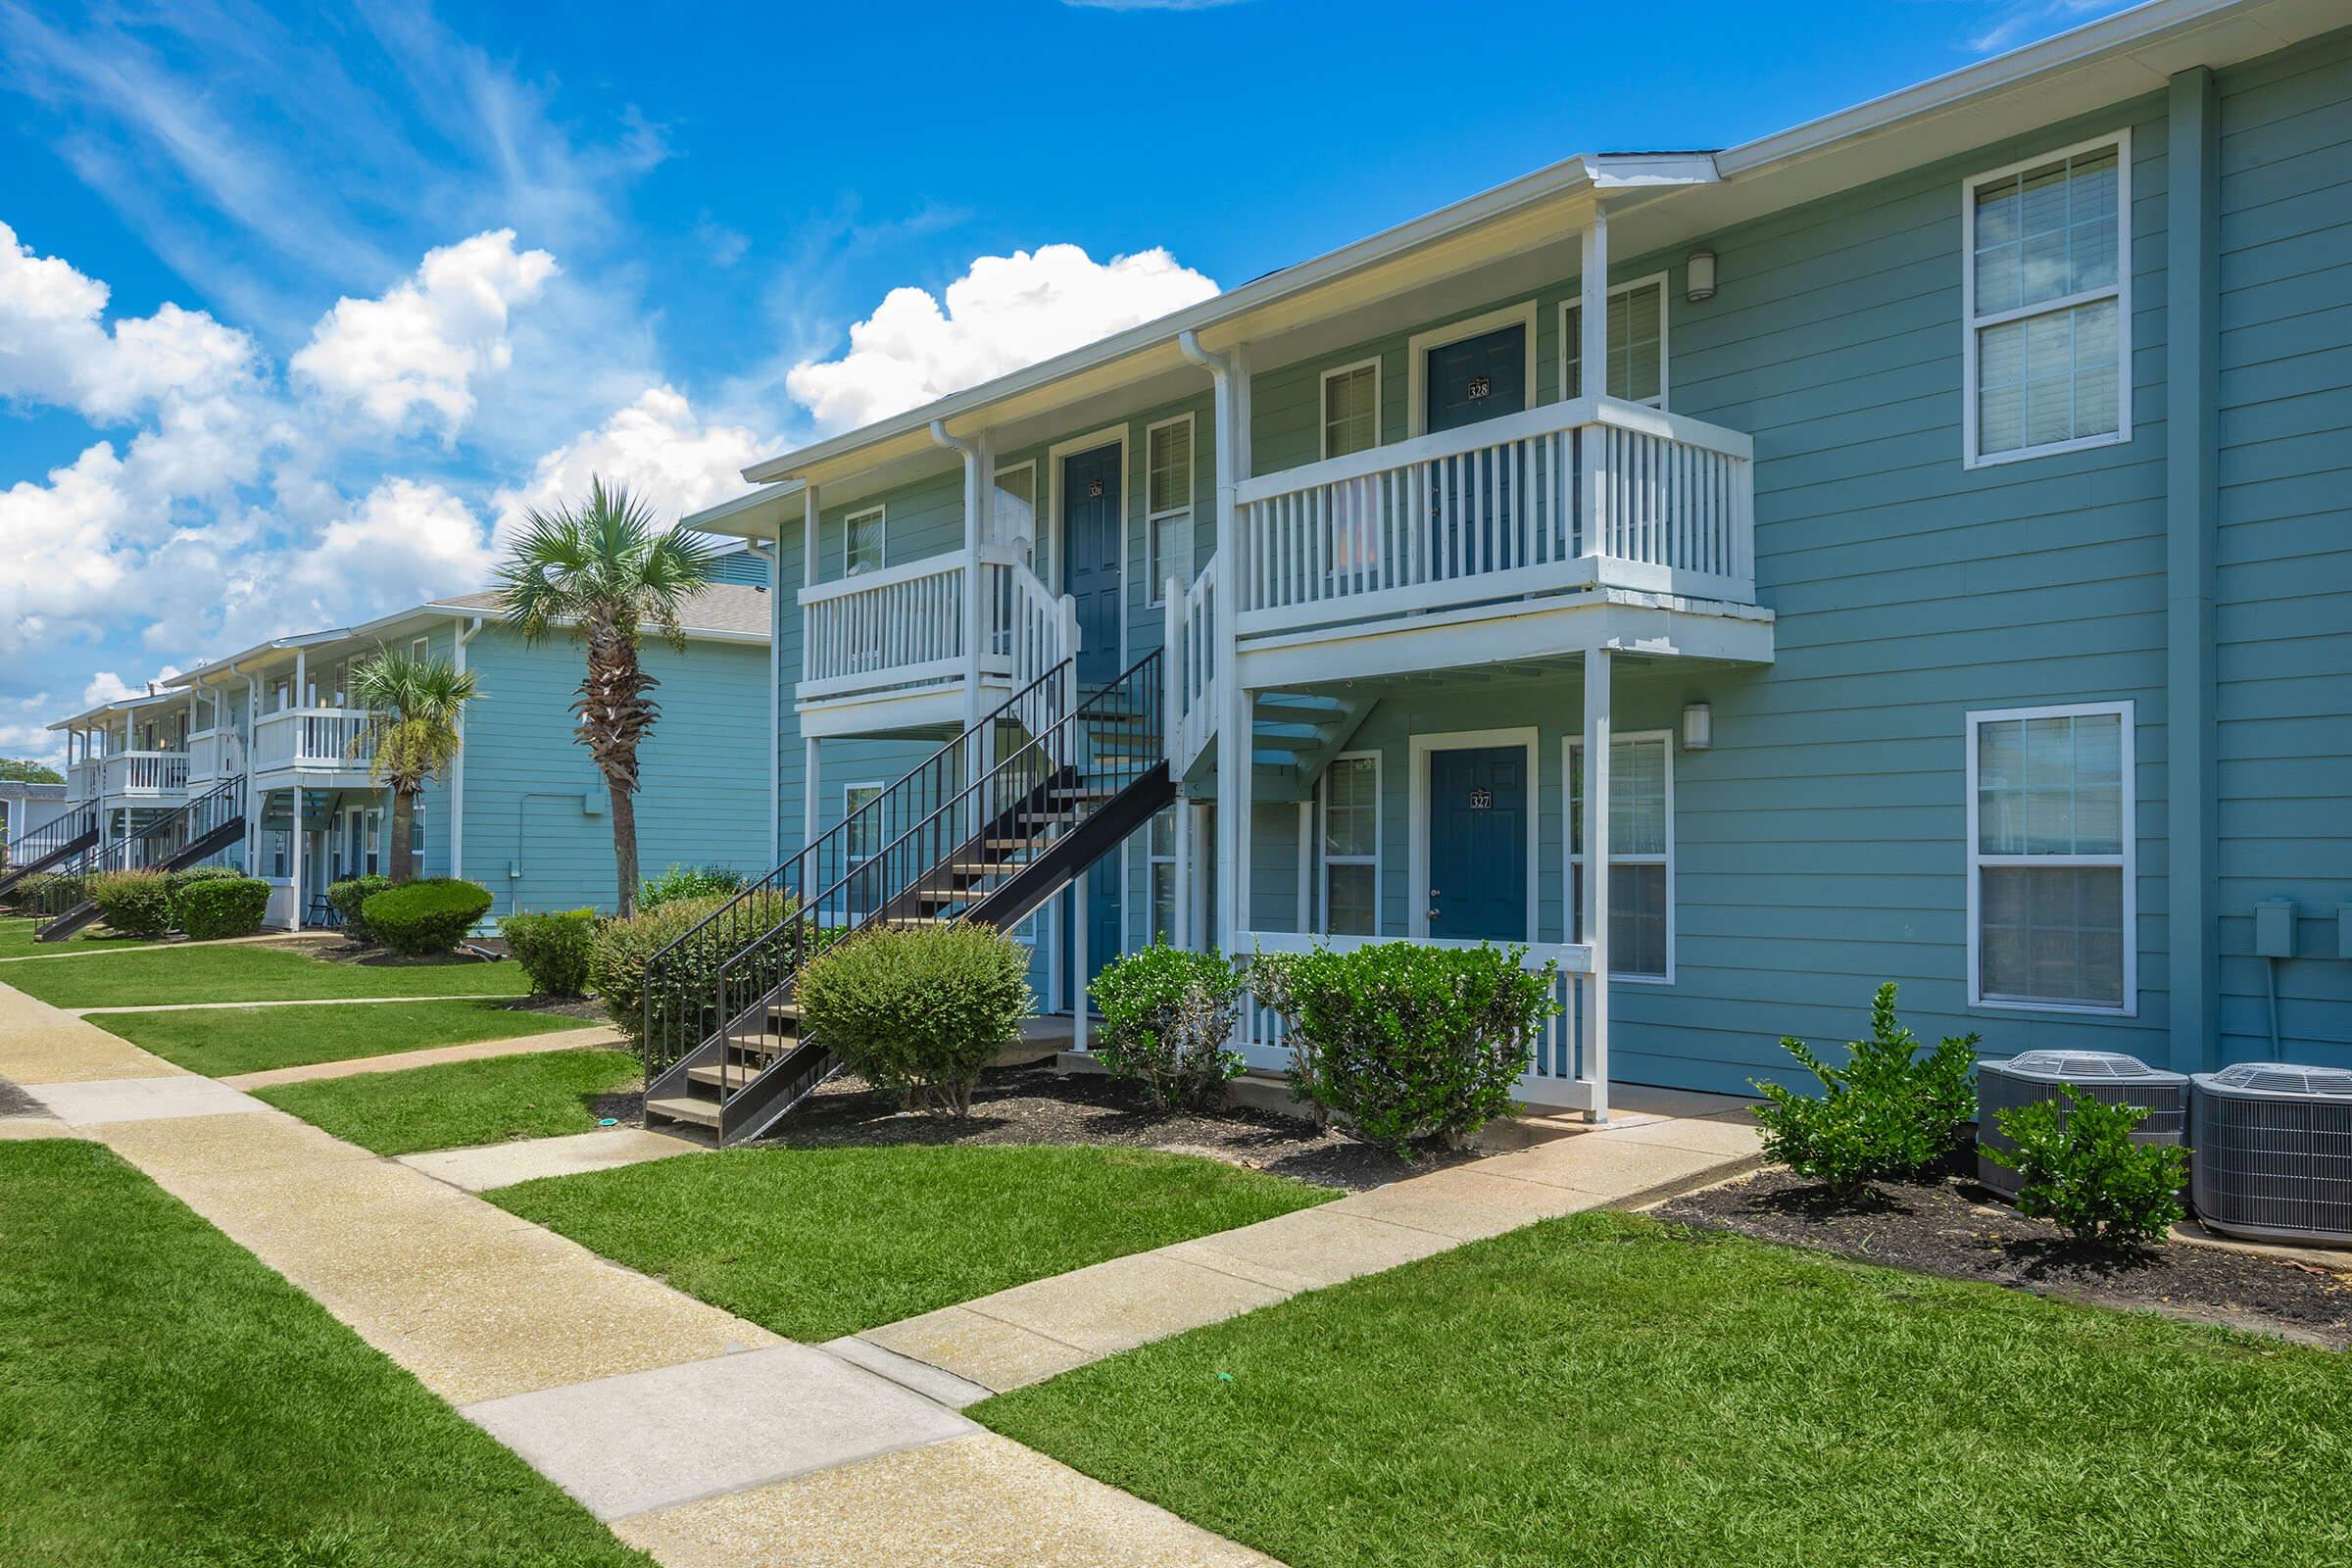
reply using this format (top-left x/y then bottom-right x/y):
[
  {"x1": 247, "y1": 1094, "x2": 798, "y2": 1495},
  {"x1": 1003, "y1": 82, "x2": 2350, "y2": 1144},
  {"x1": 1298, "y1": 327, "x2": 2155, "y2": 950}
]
[
  {"x1": 0, "y1": 940, "x2": 532, "y2": 1009},
  {"x1": 0, "y1": 1138, "x2": 649, "y2": 1567},
  {"x1": 493, "y1": 1145, "x2": 1338, "y2": 1342},
  {"x1": 977, "y1": 1210, "x2": 2352, "y2": 1568},
  {"x1": 257, "y1": 1048, "x2": 642, "y2": 1155},
  {"x1": 93, "y1": 997, "x2": 602, "y2": 1077},
  {"x1": 0, "y1": 915, "x2": 152, "y2": 958}
]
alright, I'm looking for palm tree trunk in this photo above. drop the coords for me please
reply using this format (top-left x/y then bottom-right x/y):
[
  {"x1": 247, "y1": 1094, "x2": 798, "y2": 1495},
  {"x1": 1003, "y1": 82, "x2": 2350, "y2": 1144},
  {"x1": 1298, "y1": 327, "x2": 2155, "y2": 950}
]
[
  {"x1": 388, "y1": 789, "x2": 416, "y2": 884},
  {"x1": 576, "y1": 616, "x2": 656, "y2": 919},
  {"x1": 609, "y1": 781, "x2": 640, "y2": 919}
]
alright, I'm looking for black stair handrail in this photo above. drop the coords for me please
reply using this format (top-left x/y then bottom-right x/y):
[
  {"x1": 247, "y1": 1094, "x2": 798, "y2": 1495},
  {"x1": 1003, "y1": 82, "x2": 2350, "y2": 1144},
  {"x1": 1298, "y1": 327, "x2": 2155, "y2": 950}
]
[
  {"x1": 0, "y1": 806, "x2": 99, "y2": 893},
  {"x1": 700, "y1": 649, "x2": 1166, "y2": 1118},
  {"x1": 637, "y1": 662, "x2": 1073, "y2": 1080},
  {"x1": 21, "y1": 777, "x2": 245, "y2": 922}
]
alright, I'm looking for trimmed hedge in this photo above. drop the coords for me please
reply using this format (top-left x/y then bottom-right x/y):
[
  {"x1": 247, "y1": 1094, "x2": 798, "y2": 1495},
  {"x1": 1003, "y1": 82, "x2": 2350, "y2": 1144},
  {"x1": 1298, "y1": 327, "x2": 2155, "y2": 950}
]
[
  {"x1": 797, "y1": 924, "x2": 1033, "y2": 1116},
  {"x1": 638, "y1": 863, "x2": 750, "y2": 912},
  {"x1": 361, "y1": 878, "x2": 493, "y2": 957},
  {"x1": 589, "y1": 891, "x2": 793, "y2": 1049},
  {"x1": 177, "y1": 876, "x2": 271, "y2": 941},
  {"x1": 88, "y1": 870, "x2": 175, "y2": 940},
  {"x1": 166, "y1": 864, "x2": 241, "y2": 902},
  {"x1": 1751, "y1": 982, "x2": 1978, "y2": 1197},
  {"x1": 327, "y1": 875, "x2": 393, "y2": 941},
  {"x1": 1090, "y1": 942, "x2": 1245, "y2": 1109},
  {"x1": 502, "y1": 909, "x2": 598, "y2": 998}
]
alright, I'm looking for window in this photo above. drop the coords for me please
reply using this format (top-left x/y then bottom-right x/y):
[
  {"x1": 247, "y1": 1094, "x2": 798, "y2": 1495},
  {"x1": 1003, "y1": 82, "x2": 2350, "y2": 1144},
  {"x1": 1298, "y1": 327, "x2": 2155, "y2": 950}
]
[
  {"x1": 1561, "y1": 275, "x2": 1668, "y2": 407},
  {"x1": 408, "y1": 802, "x2": 426, "y2": 879},
  {"x1": 364, "y1": 808, "x2": 382, "y2": 877},
  {"x1": 1320, "y1": 360, "x2": 1380, "y2": 459},
  {"x1": 844, "y1": 506, "x2": 885, "y2": 577},
  {"x1": 1146, "y1": 416, "x2": 1193, "y2": 606},
  {"x1": 1567, "y1": 732, "x2": 1673, "y2": 980},
  {"x1": 844, "y1": 783, "x2": 883, "y2": 861},
  {"x1": 1967, "y1": 703, "x2": 2133, "y2": 1011},
  {"x1": 1320, "y1": 754, "x2": 1380, "y2": 937},
  {"x1": 1964, "y1": 135, "x2": 2129, "y2": 466},
  {"x1": 411, "y1": 637, "x2": 430, "y2": 663},
  {"x1": 1148, "y1": 808, "x2": 1177, "y2": 945}
]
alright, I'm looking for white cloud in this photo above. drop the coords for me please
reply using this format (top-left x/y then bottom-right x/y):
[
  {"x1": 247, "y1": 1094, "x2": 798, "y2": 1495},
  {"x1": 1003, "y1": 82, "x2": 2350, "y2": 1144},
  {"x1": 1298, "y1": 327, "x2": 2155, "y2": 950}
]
[
  {"x1": 0, "y1": 219, "x2": 260, "y2": 420},
  {"x1": 1965, "y1": 0, "x2": 2124, "y2": 54},
  {"x1": 278, "y1": 479, "x2": 499, "y2": 627},
  {"x1": 785, "y1": 243, "x2": 1218, "y2": 434},
  {"x1": 491, "y1": 385, "x2": 767, "y2": 537},
  {"x1": 290, "y1": 228, "x2": 558, "y2": 439}
]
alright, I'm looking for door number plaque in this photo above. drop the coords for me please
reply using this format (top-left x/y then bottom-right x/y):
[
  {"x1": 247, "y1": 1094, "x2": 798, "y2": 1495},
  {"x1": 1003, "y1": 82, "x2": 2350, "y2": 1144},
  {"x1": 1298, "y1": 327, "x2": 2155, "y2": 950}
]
[
  {"x1": 1469, "y1": 787, "x2": 1493, "y2": 809},
  {"x1": 1466, "y1": 375, "x2": 1492, "y2": 400}
]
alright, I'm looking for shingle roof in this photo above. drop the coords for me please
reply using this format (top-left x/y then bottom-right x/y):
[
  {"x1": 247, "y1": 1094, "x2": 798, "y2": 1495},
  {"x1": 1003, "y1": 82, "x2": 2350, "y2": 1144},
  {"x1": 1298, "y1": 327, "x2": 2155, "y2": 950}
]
[{"x1": 426, "y1": 582, "x2": 772, "y2": 641}]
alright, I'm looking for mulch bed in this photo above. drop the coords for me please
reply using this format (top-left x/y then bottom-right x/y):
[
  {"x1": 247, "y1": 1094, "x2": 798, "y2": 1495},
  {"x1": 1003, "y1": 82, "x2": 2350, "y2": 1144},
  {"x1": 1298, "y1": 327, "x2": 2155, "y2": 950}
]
[
  {"x1": 755, "y1": 1060, "x2": 1456, "y2": 1192},
  {"x1": 308, "y1": 938, "x2": 500, "y2": 969},
  {"x1": 1661, "y1": 1161, "x2": 2352, "y2": 1348}
]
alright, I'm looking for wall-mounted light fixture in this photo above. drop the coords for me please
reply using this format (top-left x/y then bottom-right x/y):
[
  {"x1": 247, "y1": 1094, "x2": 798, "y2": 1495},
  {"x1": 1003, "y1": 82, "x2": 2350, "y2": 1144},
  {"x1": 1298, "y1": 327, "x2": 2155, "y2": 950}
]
[
  {"x1": 1682, "y1": 702, "x2": 1713, "y2": 751},
  {"x1": 1685, "y1": 249, "x2": 1718, "y2": 303}
]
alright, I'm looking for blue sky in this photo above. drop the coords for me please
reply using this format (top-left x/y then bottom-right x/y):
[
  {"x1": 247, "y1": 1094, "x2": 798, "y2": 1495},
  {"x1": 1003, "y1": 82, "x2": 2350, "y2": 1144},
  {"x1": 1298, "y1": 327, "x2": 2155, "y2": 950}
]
[{"x1": 0, "y1": 0, "x2": 2132, "y2": 759}]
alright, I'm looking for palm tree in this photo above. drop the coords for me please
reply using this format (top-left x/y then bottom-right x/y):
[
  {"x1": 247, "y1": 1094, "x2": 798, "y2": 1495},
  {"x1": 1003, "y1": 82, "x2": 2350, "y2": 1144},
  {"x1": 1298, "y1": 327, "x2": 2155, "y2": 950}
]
[
  {"x1": 494, "y1": 477, "x2": 716, "y2": 918},
  {"x1": 349, "y1": 650, "x2": 480, "y2": 884}
]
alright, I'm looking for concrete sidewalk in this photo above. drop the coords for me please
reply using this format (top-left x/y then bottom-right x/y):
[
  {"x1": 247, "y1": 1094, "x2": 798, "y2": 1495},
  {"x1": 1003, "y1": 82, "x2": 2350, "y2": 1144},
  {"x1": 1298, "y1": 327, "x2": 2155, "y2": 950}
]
[{"x1": 222, "y1": 1023, "x2": 623, "y2": 1089}]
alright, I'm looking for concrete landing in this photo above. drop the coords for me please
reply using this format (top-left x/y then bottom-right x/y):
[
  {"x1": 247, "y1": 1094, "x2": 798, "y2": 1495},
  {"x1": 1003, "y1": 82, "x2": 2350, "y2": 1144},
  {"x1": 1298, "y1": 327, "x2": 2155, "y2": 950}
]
[{"x1": 25, "y1": 1074, "x2": 270, "y2": 1125}]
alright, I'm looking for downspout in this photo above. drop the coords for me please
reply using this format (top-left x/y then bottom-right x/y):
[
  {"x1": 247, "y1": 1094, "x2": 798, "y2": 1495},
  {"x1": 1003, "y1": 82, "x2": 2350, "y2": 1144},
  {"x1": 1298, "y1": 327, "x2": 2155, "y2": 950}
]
[
  {"x1": 1177, "y1": 328, "x2": 1249, "y2": 960},
  {"x1": 929, "y1": 419, "x2": 992, "y2": 729},
  {"x1": 755, "y1": 536, "x2": 782, "y2": 869},
  {"x1": 451, "y1": 615, "x2": 484, "y2": 885}
]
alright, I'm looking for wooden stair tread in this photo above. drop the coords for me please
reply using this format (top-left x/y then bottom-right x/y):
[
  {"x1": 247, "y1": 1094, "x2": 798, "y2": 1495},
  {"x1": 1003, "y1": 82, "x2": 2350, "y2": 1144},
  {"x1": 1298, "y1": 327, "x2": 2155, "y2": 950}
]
[{"x1": 646, "y1": 1096, "x2": 721, "y2": 1128}]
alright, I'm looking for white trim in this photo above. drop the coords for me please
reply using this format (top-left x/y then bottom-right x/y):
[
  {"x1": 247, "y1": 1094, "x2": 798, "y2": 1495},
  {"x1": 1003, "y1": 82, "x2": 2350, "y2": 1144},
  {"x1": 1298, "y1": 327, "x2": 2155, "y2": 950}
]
[
  {"x1": 1317, "y1": 750, "x2": 1382, "y2": 938},
  {"x1": 1564, "y1": 729, "x2": 1676, "y2": 984},
  {"x1": 1405, "y1": 301, "x2": 1541, "y2": 438},
  {"x1": 1964, "y1": 699, "x2": 2137, "y2": 1016},
  {"x1": 1557, "y1": 271, "x2": 1671, "y2": 411},
  {"x1": 1960, "y1": 128, "x2": 2132, "y2": 469},
  {"x1": 1048, "y1": 424, "x2": 1132, "y2": 672},
  {"x1": 1143, "y1": 413, "x2": 1195, "y2": 610},
  {"x1": 842, "y1": 503, "x2": 887, "y2": 577},
  {"x1": 1406, "y1": 726, "x2": 1541, "y2": 943},
  {"x1": 1317, "y1": 357, "x2": 1384, "y2": 459}
]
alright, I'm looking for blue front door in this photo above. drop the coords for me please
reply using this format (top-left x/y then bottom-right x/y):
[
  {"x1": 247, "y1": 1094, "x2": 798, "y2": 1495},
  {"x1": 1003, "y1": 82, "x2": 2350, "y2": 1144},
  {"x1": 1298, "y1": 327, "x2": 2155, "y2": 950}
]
[
  {"x1": 1426, "y1": 746, "x2": 1528, "y2": 942},
  {"x1": 1424, "y1": 324, "x2": 1528, "y2": 575},
  {"x1": 1062, "y1": 446, "x2": 1122, "y2": 689},
  {"x1": 1424, "y1": 323, "x2": 1526, "y2": 433}
]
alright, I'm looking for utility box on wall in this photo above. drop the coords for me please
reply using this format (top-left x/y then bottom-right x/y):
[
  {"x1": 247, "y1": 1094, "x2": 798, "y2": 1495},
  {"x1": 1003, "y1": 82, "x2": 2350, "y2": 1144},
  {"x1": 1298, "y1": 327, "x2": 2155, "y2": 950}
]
[{"x1": 2254, "y1": 900, "x2": 2297, "y2": 959}]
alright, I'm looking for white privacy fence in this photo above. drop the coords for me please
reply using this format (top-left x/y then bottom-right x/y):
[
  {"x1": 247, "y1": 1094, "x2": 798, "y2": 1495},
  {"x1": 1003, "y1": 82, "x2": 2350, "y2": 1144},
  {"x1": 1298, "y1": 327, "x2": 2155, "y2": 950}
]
[
  {"x1": 1232, "y1": 396, "x2": 1753, "y2": 633},
  {"x1": 1235, "y1": 931, "x2": 1599, "y2": 1111}
]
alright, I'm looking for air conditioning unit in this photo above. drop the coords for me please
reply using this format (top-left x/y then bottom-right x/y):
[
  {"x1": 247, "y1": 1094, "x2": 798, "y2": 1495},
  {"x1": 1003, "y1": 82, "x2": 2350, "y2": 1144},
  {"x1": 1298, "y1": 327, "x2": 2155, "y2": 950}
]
[
  {"x1": 2190, "y1": 1063, "x2": 2352, "y2": 1246},
  {"x1": 1976, "y1": 1051, "x2": 2188, "y2": 1201}
]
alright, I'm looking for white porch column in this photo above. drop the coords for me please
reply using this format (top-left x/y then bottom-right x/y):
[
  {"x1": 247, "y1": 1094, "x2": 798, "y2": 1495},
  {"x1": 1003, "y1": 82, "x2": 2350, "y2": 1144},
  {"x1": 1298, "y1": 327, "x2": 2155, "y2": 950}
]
[
  {"x1": 1178, "y1": 330, "x2": 1250, "y2": 958},
  {"x1": 1073, "y1": 878, "x2": 1089, "y2": 1052},
  {"x1": 1580, "y1": 208, "x2": 1610, "y2": 399},
  {"x1": 1582, "y1": 646, "x2": 1612, "y2": 1124},
  {"x1": 288, "y1": 785, "x2": 305, "y2": 934},
  {"x1": 804, "y1": 737, "x2": 820, "y2": 850},
  {"x1": 1174, "y1": 798, "x2": 1195, "y2": 951},
  {"x1": 1296, "y1": 802, "x2": 1313, "y2": 933},
  {"x1": 931, "y1": 421, "x2": 992, "y2": 727}
]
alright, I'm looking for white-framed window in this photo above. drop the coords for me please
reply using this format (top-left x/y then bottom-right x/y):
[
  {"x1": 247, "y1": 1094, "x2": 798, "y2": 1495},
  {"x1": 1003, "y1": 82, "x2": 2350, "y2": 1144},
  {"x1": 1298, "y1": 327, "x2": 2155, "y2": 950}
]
[
  {"x1": 1145, "y1": 415, "x2": 1194, "y2": 607},
  {"x1": 843, "y1": 782, "x2": 883, "y2": 862},
  {"x1": 1560, "y1": 273, "x2": 1669, "y2": 408},
  {"x1": 408, "y1": 801, "x2": 426, "y2": 878},
  {"x1": 1320, "y1": 358, "x2": 1381, "y2": 459},
  {"x1": 1320, "y1": 753, "x2": 1380, "y2": 937},
  {"x1": 1966, "y1": 701, "x2": 2134, "y2": 1013},
  {"x1": 1566, "y1": 731, "x2": 1674, "y2": 981},
  {"x1": 843, "y1": 506, "x2": 885, "y2": 577},
  {"x1": 1147, "y1": 808, "x2": 1177, "y2": 945},
  {"x1": 411, "y1": 637, "x2": 430, "y2": 663},
  {"x1": 1963, "y1": 132, "x2": 2131, "y2": 466},
  {"x1": 365, "y1": 808, "x2": 382, "y2": 877}
]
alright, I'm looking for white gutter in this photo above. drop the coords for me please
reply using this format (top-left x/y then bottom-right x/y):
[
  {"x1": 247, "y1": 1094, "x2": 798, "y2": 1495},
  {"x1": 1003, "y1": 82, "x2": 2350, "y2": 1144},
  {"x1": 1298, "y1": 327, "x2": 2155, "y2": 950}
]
[{"x1": 450, "y1": 615, "x2": 484, "y2": 885}]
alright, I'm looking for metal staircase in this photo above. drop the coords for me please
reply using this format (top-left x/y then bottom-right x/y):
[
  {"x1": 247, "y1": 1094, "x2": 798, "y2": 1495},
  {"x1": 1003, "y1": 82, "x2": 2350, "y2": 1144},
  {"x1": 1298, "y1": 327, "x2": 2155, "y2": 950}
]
[
  {"x1": 0, "y1": 808, "x2": 101, "y2": 901},
  {"x1": 640, "y1": 650, "x2": 1173, "y2": 1145},
  {"x1": 30, "y1": 778, "x2": 247, "y2": 941}
]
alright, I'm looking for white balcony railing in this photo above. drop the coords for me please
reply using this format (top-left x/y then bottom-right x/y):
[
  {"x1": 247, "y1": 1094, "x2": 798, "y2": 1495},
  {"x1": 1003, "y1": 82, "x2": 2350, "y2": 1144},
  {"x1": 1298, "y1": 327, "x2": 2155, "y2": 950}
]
[
  {"x1": 1237, "y1": 931, "x2": 1598, "y2": 1110},
  {"x1": 65, "y1": 758, "x2": 102, "y2": 803},
  {"x1": 1232, "y1": 396, "x2": 1754, "y2": 635},
  {"x1": 100, "y1": 751, "x2": 190, "y2": 798},
  {"x1": 800, "y1": 545, "x2": 1075, "y2": 706},
  {"x1": 1164, "y1": 557, "x2": 1219, "y2": 775},
  {"x1": 252, "y1": 708, "x2": 384, "y2": 774}
]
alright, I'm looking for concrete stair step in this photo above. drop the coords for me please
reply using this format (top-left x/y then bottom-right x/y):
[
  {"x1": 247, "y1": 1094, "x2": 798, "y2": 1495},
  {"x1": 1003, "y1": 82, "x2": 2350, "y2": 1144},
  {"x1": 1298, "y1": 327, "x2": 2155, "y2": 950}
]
[{"x1": 646, "y1": 1095, "x2": 721, "y2": 1129}]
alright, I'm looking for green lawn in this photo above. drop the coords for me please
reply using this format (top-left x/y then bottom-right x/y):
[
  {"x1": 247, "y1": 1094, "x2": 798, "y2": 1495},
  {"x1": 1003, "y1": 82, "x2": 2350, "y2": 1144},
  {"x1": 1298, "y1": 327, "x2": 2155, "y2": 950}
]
[
  {"x1": 978, "y1": 1211, "x2": 2352, "y2": 1568},
  {"x1": 0, "y1": 941, "x2": 531, "y2": 1009},
  {"x1": 0, "y1": 1138, "x2": 649, "y2": 1567},
  {"x1": 493, "y1": 1145, "x2": 1338, "y2": 1343},
  {"x1": 257, "y1": 1048, "x2": 642, "y2": 1155},
  {"x1": 94, "y1": 998, "x2": 602, "y2": 1077},
  {"x1": 0, "y1": 915, "x2": 151, "y2": 958}
]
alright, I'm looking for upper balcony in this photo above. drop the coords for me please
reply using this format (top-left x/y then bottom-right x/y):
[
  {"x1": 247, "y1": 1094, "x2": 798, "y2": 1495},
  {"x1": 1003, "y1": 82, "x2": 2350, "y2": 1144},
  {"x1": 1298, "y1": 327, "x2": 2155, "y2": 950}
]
[
  {"x1": 797, "y1": 544, "x2": 1074, "y2": 738},
  {"x1": 251, "y1": 707, "x2": 389, "y2": 788},
  {"x1": 185, "y1": 727, "x2": 247, "y2": 789},
  {"x1": 67, "y1": 752, "x2": 191, "y2": 806}
]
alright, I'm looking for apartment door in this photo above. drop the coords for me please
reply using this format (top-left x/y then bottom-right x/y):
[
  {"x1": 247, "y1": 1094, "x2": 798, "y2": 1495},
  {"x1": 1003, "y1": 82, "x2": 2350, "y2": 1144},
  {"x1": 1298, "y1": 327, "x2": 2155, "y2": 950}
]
[
  {"x1": 1425, "y1": 746, "x2": 1528, "y2": 942},
  {"x1": 1424, "y1": 323, "x2": 1528, "y2": 576},
  {"x1": 1062, "y1": 445, "x2": 1123, "y2": 689}
]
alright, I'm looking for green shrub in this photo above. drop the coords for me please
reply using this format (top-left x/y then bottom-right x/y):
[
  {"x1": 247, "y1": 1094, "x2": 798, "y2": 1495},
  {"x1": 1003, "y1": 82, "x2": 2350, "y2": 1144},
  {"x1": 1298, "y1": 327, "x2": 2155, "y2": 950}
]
[
  {"x1": 638, "y1": 863, "x2": 750, "y2": 912},
  {"x1": 88, "y1": 869, "x2": 174, "y2": 939},
  {"x1": 327, "y1": 875, "x2": 392, "y2": 941},
  {"x1": 502, "y1": 909, "x2": 598, "y2": 998},
  {"x1": 1090, "y1": 942, "x2": 1245, "y2": 1109},
  {"x1": 1751, "y1": 982, "x2": 1979, "y2": 1196},
  {"x1": 165, "y1": 864, "x2": 240, "y2": 902},
  {"x1": 1984, "y1": 1089, "x2": 2188, "y2": 1250},
  {"x1": 176, "y1": 877, "x2": 270, "y2": 941},
  {"x1": 1252, "y1": 941, "x2": 1556, "y2": 1159},
  {"x1": 797, "y1": 924, "x2": 1033, "y2": 1116},
  {"x1": 361, "y1": 878, "x2": 493, "y2": 956},
  {"x1": 589, "y1": 891, "x2": 794, "y2": 1050},
  {"x1": 7, "y1": 871, "x2": 85, "y2": 914}
]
